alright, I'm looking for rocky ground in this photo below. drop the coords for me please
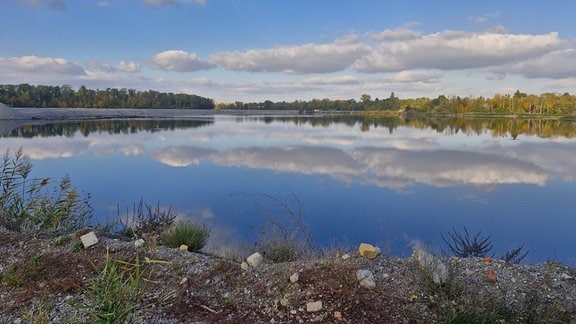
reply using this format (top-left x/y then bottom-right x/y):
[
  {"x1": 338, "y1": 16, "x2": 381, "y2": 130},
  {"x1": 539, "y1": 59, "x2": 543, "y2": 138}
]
[{"x1": 1, "y1": 228, "x2": 575, "y2": 323}]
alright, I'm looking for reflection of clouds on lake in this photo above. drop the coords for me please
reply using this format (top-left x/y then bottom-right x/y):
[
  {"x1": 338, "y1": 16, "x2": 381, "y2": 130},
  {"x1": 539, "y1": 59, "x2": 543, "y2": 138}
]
[
  {"x1": 353, "y1": 148, "x2": 548, "y2": 188},
  {"x1": 18, "y1": 142, "x2": 87, "y2": 159},
  {"x1": 209, "y1": 145, "x2": 549, "y2": 189},
  {"x1": 212, "y1": 146, "x2": 362, "y2": 181},
  {"x1": 486, "y1": 142, "x2": 576, "y2": 181},
  {"x1": 152, "y1": 146, "x2": 216, "y2": 167},
  {"x1": 121, "y1": 145, "x2": 144, "y2": 156}
]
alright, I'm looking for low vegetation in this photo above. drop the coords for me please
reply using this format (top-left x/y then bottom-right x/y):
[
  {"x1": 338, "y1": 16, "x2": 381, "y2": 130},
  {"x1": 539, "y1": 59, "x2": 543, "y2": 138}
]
[
  {"x1": 0, "y1": 148, "x2": 92, "y2": 235},
  {"x1": 161, "y1": 221, "x2": 211, "y2": 252}
]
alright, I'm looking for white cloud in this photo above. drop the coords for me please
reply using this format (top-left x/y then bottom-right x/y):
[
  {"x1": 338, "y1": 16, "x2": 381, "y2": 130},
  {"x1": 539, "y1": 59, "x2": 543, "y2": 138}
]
[
  {"x1": 302, "y1": 75, "x2": 359, "y2": 85},
  {"x1": 116, "y1": 60, "x2": 141, "y2": 73},
  {"x1": 211, "y1": 37, "x2": 371, "y2": 74},
  {"x1": 354, "y1": 31, "x2": 562, "y2": 72},
  {"x1": 149, "y1": 50, "x2": 215, "y2": 72},
  {"x1": 492, "y1": 49, "x2": 576, "y2": 79},
  {"x1": 0, "y1": 55, "x2": 85, "y2": 75},
  {"x1": 390, "y1": 70, "x2": 442, "y2": 83},
  {"x1": 367, "y1": 28, "x2": 421, "y2": 41}
]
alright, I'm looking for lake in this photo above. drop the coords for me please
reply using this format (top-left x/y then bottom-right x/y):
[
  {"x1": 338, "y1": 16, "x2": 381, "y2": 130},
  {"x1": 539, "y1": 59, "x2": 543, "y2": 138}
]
[{"x1": 1, "y1": 114, "x2": 575, "y2": 265}]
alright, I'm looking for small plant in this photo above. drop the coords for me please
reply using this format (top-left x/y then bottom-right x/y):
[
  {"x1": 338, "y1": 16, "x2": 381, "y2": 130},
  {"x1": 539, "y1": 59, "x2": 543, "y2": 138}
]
[
  {"x1": 85, "y1": 249, "x2": 142, "y2": 323},
  {"x1": 442, "y1": 226, "x2": 493, "y2": 258},
  {"x1": 441, "y1": 226, "x2": 529, "y2": 264},
  {"x1": 161, "y1": 221, "x2": 210, "y2": 252},
  {"x1": 236, "y1": 190, "x2": 314, "y2": 262},
  {"x1": 500, "y1": 244, "x2": 529, "y2": 264},
  {"x1": 110, "y1": 198, "x2": 177, "y2": 241}
]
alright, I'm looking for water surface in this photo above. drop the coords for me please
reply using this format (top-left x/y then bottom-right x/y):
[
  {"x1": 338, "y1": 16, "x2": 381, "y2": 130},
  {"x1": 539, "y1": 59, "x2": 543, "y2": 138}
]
[{"x1": 1, "y1": 115, "x2": 574, "y2": 265}]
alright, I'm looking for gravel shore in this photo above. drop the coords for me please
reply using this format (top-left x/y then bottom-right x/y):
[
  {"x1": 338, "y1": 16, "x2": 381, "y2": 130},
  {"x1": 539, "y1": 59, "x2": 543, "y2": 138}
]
[{"x1": 1, "y1": 230, "x2": 575, "y2": 323}]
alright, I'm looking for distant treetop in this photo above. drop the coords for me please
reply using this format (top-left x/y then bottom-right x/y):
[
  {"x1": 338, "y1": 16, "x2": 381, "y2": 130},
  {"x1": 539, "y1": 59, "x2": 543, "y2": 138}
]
[{"x1": 0, "y1": 84, "x2": 215, "y2": 109}]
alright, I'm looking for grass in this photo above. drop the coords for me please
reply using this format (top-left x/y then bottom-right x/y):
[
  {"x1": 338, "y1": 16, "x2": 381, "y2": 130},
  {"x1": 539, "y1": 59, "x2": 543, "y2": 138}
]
[
  {"x1": 161, "y1": 221, "x2": 211, "y2": 252},
  {"x1": 85, "y1": 249, "x2": 142, "y2": 323}
]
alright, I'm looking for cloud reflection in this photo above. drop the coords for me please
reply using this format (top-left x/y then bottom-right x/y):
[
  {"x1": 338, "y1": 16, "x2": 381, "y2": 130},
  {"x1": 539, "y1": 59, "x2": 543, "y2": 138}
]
[{"x1": 152, "y1": 146, "x2": 216, "y2": 167}]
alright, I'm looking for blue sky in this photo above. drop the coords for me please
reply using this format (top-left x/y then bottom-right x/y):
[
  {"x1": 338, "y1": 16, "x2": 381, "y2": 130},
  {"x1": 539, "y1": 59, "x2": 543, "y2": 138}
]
[{"x1": 1, "y1": 0, "x2": 575, "y2": 103}]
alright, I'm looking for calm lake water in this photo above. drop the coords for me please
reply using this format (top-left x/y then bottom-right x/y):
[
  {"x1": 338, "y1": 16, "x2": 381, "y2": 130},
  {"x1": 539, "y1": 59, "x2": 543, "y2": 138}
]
[{"x1": 1, "y1": 114, "x2": 575, "y2": 265}]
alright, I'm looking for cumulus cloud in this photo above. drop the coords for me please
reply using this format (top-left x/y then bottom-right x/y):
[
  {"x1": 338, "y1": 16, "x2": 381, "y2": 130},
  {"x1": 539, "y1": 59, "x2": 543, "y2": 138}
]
[
  {"x1": 367, "y1": 28, "x2": 422, "y2": 41},
  {"x1": 86, "y1": 60, "x2": 141, "y2": 73},
  {"x1": 149, "y1": 50, "x2": 215, "y2": 72},
  {"x1": 492, "y1": 49, "x2": 576, "y2": 79},
  {"x1": 0, "y1": 55, "x2": 85, "y2": 75},
  {"x1": 354, "y1": 31, "x2": 562, "y2": 72},
  {"x1": 390, "y1": 70, "x2": 442, "y2": 83},
  {"x1": 211, "y1": 37, "x2": 371, "y2": 74}
]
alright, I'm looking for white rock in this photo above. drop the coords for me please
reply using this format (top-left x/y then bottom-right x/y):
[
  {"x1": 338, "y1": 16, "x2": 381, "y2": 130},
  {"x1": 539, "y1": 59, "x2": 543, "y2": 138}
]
[
  {"x1": 341, "y1": 253, "x2": 351, "y2": 260},
  {"x1": 413, "y1": 249, "x2": 448, "y2": 284},
  {"x1": 356, "y1": 269, "x2": 376, "y2": 288},
  {"x1": 80, "y1": 231, "x2": 98, "y2": 248},
  {"x1": 306, "y1": 300, "x2": 322, "y2": 312},
  {"x1": 290, "y1": 272, "x2": 299, "y2": 283},
  {"x1": 241, "y1": 261, "x2": 249, "y2": 270},
  {"x1": 246, "y1": 252, "x2": 263, "y2": 267},
  {"x1": 134, "y1": 238, "x2": 145, "y2": 248}
]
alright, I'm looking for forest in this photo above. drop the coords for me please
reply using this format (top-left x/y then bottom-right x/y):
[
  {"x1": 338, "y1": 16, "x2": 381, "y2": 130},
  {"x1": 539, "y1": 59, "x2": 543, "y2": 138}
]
[
  {"x1": 219, "y1": 91, "x2": 576, "y2": 115},
  {"x1": 1, "y1": 83, "x2": 576, "y2": 115},
  {"x1": 0, "y1": 84, "x2": 215, "y2": 109}
]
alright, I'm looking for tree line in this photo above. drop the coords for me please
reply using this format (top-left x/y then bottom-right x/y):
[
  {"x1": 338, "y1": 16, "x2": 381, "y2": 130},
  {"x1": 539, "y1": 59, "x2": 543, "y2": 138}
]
[
  {"x1": 218, "y1": 91, "x2": 576, "y2": 115},
  {"x1": 0, "y1": 84, "x2": 214, "y2": 109}
]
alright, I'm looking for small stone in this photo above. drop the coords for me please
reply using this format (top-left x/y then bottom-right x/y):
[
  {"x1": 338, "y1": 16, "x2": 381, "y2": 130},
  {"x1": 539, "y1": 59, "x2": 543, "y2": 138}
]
[
  {"x1": 358, "y1": 243, "x2": 380, "y2": 259},
  {"x1": 560, "y1": 273, "x2": 574, "y2": 280},
  {"x1": 247, "y1": 252, "x2": 264, "y2": 267},
  {"x1": 280, "y1": 297, "x2": 290, "y2": 307},
  {"x1": 80, "y1": 231, "x2": 98, "y2": 248},
  {"x1": 179, "y1": 277, "x2": 188, "y2": 285},
  {"x1": 356, "y1": 269, "x2": 376, "y2": 288},
  {"x1": 290, "y1": 272, "x2": 299, "y2": 283},
  {"x1": 487, "y1": 268, "x2": 497, "y2": 283},
  {"x1": 333, "y1": 311, "x2": 342, "y2": 320},
  {"x1": 134, "y1": 238, "x2": 145, "y2": 248},
  {"x1": 341, "y1": 253, "x2": 351, "y2": 260},
  {"x1": 306, "y1": 301, "x2": 322, "y2": 312},
  {"x1": 179, "y1": 244, "x2": 188, "y2": 251},
  {"x1": 241, "y1": 261, "x2": 249, "y2": 270}
]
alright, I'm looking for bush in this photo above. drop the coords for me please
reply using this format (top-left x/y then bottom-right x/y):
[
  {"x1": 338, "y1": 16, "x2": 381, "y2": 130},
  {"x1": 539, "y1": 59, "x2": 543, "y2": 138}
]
[
  {"x1": 161, "y1": 221, "x2": 210, "y2": 252},
  {"x1": 0, "y1": 148, "x2": 91, "y2": 234}
]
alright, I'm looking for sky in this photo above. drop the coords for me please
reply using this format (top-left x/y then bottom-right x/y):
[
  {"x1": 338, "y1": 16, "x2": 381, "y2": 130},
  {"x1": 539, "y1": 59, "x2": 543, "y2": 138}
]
[{"x1": 1, "y1": 0, "x2": 575, "y2": 103}]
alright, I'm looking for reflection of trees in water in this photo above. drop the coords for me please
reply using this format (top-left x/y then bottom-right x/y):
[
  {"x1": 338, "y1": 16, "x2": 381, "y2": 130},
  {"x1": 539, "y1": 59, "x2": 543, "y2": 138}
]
[
  {"x1": 3, "y1": 115, "x2": 576, "y2": 139},
  {"x1": 4, "y1": 119, "x2": 214, "y2": 138}
]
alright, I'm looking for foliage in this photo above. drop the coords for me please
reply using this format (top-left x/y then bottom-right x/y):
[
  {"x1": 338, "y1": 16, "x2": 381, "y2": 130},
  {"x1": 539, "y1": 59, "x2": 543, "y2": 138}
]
[
  {"x1": 161, "y1": 221, "x2": 211, "y2": 252},
  {"x1": 110, "y1": 198, "x2": 177, "y2": 241},
  {"x1": 85, "y1": 249, "x2": 142, "y2": 323},
  {"x1": 0, "y1": 83, "x2": 214, "y2": 109},
  {"x1": 0, "y1": 148, "x2": 92, "y2": 234}
]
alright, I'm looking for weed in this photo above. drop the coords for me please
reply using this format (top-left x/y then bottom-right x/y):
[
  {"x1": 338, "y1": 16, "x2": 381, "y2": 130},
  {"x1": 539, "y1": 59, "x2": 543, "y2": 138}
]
[
  {"x1": 70, "y1": 241, "x2": 84, "y2": 253},
  {"x1": 108, "y1": 198, "x2": 177, "y2": 241},
  {"x1": 442, "y1": 226, "x2": 528, "y2": 264},
  {"x1": 237, "y1": 190, "x2": 313, "y2": 262},
  {"x1": 0, "y1": 148, "x2": 92, "y2": 235},
  {"x1": 161, "y1": 221, "x2": 210, "y2": 252},
  {"x1": 85, "y1": 249, "x2": 142, "y2": 323},
  {"x1": 442, "y1": 227, "x2": 493, "y2": 258},
  {"x1": 53, "y1": 235, "x2": 70, "y2": 246}
]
